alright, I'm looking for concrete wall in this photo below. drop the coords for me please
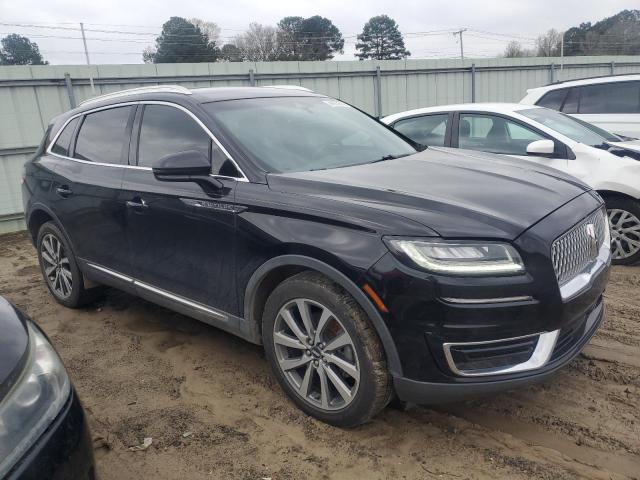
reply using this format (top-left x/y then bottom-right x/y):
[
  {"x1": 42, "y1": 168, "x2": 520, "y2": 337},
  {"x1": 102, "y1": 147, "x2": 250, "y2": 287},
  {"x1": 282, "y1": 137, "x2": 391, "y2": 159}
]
[{"x1": 1, "y1": 55, "x2": 639, "y2": 233}]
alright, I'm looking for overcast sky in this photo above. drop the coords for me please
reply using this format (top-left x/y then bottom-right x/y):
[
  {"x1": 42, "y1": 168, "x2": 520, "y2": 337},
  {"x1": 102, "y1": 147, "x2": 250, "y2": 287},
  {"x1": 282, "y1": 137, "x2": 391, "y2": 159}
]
[{"x1": 0, "y1": 0, "x2": 634, "y2": 64}]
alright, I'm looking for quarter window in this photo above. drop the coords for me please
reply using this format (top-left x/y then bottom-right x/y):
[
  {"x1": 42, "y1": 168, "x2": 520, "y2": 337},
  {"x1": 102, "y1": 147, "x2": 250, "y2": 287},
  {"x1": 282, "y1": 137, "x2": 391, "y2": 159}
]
[
  {"x1": 578, "y1": 81, "x2": 640, "y2": 114},
  {"x1": 561, "y1": 88, "x2": 580, "y2": 114},
  {"x1": 50, "y1": 117, "x2": 79, "y2": 157},
  {"x1": 393, "y1": 114, "x2": 449, "y2": 146},
  {"x1": 536, "y1": 89, "x2": 567, "y2": 111},
  {"x1": 458, "y1": 114, "x2": 546, "y2": 155},
  {"x1": 74, "y1": 107, "x2": 133, "y2": 164}
]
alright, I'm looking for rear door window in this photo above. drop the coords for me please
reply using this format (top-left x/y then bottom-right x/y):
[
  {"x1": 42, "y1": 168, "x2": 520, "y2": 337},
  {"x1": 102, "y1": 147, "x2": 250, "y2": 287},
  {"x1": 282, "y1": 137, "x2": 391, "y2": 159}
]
[
  {"x1": 74, "y1": 106, "x2": 133, "y2": 164},
  {"x1": 51, "y1": 117, "x2": 80, "y2": 157},
  {"x1": 392, "y1": 114, "x2": 449, "y2": 146},
  {"x1": 578, "y1": 81, "x2": 640, "y2": 114}
]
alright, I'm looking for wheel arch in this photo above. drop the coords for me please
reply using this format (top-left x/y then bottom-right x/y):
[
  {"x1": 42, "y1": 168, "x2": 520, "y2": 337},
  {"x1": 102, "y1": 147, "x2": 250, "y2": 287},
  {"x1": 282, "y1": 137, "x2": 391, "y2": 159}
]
[
  {"x1": 597, "y1": 189, "x2": 640, "y2": 203},
  {"x1": 243, "y1": 255, "x2": 403, "y2": 377}
]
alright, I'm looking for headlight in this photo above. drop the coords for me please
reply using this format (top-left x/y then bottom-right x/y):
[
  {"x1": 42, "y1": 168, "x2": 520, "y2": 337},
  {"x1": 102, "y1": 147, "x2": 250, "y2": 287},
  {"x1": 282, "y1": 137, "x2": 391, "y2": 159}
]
[
  {"x1": 0, "y1": 322, "x2": 70, "y2": 477},
  {"x1": 385, "y1": 238, "x2": 525, "y2": 275}
]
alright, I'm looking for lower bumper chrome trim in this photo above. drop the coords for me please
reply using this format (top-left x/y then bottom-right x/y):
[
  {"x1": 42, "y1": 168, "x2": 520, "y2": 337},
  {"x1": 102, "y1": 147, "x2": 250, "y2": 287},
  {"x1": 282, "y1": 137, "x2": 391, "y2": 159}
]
[
  {"x1": 443, "y1": 330, "x2": 560, "y2": 377},
  {"x1": 442, "y1": 295, "x2": 533, "y2": 305}
]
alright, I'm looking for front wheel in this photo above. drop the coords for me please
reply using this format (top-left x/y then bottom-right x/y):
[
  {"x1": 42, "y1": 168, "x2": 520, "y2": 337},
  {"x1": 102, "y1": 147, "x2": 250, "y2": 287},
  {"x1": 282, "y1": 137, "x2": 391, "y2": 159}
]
[
  {"x1": 262, "y1": 271, "x2": 392, "y2": 427},
  {"x1": 606, "y1": 197, "x2": 640, "y2": 265}
]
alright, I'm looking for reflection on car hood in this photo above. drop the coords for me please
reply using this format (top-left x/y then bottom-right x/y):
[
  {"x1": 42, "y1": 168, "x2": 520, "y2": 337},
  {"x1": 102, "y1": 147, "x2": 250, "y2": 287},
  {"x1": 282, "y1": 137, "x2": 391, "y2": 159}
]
[
  {"x1": 0, "y1": 297, "x2": 29, "y2": 401},
  {"x1": 267, "y1": 147, "x2": 592, "y2": 240}
]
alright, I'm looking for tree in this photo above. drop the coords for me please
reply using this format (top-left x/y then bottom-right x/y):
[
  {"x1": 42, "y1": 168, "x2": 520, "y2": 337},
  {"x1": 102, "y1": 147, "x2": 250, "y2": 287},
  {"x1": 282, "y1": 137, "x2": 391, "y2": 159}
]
[
  {"x1": 146, "y1": 17, "x2": 218, "y2": 63},
  {"x1": 234, "y1": 23, "x2": 280, "y2": 61},
  {"x1": 0, "y1": 34, "x2": 47, "y2": 65},
  {"x1": 355, "y1": 15, "x2": 410, "y2": 60},
  {"x1": 535, "y1": 29, "x2": 562, "y2": 57},
  {"x1": 504, "y1": 40, "x2": 525, "y2": 58},
  {"x1": 564, "y1": 9, "x2": 640, "y2": 56},
  {"x1": 220, "y1": 43, "x2": 242, "y2": 62},
  {"x1": 189, "y1": 18, "x2": 221, "y2": 45},
  {"x1": 276, "y1": 16, "x2": 304, "y2": 60},
  {"x1": 274, "y1": 15, "x2": 344, "y2": 61}
]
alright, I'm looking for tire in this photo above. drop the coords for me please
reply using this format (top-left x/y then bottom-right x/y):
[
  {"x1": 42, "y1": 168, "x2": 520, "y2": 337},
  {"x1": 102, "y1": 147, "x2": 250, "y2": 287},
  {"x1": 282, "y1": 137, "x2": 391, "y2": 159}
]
[
  {"x1": 36, "y1": 221, "x2": 99, "y2": 308},
  {"x1": 262, "y1": 271, "x2": 392, "y2": 427},
  {"x1": 605, "y1": 197, "x2": 640, "y2": 266}
]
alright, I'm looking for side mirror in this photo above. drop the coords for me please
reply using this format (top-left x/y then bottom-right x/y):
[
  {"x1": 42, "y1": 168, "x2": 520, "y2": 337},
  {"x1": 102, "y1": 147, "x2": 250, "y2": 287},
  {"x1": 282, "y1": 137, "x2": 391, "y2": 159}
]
[
  {"x1": 152, "y1": 150, "x2": 223, "y2": 191},
  {"x1": 526, "y1": 139, "x2": 555, "y2": 157}
]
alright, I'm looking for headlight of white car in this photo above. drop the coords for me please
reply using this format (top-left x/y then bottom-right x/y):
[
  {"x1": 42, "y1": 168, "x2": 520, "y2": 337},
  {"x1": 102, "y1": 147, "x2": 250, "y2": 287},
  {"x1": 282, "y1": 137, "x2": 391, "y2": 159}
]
[
  {"x1": 0, "y1": 322, "x2": 70, "y2": 477},
  {"x1": 385, "y1": 238, "x2": 525, "y2": 276}
]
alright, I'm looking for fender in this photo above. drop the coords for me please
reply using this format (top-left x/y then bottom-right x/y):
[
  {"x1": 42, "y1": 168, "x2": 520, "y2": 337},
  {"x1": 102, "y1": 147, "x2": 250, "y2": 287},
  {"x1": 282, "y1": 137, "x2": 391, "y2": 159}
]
[
  {"x1": 244, "y1": 255, "x2": 403, "y2": 377},
  {"x1": 26, "y1": 203, "x2": 76, "y2": 252}
]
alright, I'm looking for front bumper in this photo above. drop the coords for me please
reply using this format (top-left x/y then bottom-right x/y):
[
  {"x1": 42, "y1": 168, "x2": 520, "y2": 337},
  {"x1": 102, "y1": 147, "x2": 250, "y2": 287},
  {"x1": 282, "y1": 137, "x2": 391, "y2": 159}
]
[
  {"x1": 7, "y1": 389, "x2": 95, "y2": 480},
  {"x1": 393, "y1": 298, "x2": 604, "y2": 404},
  {"x1": 362, "y1": 193, "x2": 610, "y2": 401}
]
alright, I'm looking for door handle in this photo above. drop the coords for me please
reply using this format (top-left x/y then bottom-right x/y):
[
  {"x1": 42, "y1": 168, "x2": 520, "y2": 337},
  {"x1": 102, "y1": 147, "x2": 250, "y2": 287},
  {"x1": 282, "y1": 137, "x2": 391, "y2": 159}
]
[
  {"x1": 55, "y1": 186, "x2": 73, "y2": 198},
  {"x1": 126, "y1": 198, "x2": 149, "y2": 210}
]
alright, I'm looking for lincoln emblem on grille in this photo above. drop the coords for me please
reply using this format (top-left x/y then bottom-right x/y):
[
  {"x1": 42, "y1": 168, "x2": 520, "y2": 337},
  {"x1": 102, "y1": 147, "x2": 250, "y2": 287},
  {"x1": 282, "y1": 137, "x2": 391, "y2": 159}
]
[{"x1": 585, "y1": 223, "x2": 598, "y2": 259}]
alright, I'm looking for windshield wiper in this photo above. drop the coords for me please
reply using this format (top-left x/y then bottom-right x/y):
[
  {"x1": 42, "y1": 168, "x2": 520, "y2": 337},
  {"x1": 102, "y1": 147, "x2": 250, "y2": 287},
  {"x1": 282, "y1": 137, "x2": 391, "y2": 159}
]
[{"x1": 370, "y1": 153, "x2": 412, "y2": 164}]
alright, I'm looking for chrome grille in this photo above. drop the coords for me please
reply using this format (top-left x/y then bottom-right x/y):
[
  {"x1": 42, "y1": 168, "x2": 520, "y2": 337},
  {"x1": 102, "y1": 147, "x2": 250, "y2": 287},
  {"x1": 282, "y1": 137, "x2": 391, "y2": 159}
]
[{"x1": 552, "y1": 208, "x2": 608, "y2": 286}]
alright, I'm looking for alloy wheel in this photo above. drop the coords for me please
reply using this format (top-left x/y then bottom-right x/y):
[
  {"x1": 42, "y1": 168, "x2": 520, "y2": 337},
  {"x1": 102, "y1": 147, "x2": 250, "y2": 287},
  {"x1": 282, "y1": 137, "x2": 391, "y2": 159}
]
[
  {"x1": 41, "y1": 233, "x2": 73, "y2": 299},
  {"x1": 608, "y1": 209, "x2": 640, "y2": 261},
  {"x1": 273, "y1": 298, "x2": 360, "y2": 411}
]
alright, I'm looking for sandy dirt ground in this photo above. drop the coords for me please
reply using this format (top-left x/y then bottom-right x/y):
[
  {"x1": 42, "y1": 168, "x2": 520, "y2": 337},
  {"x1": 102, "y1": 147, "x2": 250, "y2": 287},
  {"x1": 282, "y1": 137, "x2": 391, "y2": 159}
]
[{"x1": 0, "y1": 230, "x2": 638, "y2": 480}]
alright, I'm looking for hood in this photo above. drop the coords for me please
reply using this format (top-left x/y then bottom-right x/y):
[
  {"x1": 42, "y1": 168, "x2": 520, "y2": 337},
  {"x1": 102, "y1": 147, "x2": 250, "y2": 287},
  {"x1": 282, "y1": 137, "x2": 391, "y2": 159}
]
[
  {"x1": 267, "y1": 147, "x2": 591, "y2": 240},
  {"x1": 0, "y1": 297, "x2": 29, "y2": 401}
]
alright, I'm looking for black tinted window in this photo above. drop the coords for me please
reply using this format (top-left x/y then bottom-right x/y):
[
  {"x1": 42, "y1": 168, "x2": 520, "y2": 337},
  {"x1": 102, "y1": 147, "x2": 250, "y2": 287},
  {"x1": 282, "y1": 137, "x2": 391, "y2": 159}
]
[
  {"x1": 74, "y1": 107, "x2": 133, "y2": 164},
  {"x1": 536, "y1": 89, "x2": 567, "y2": 111},
  {"x1": 138, "y1": 105, "x2": 215, "y2": 170},
  {"x1": 562, "y1": 87, "x2": 580, "y2": 114},
  {"x1": 51, "y1": 117, "x2": 79, "y2": 157},
  {"x1": 579, "y1": 81, "x2": 640, "y2": 114},
  {"x1": 393, "y1": 114, "x2": 449, "y2": 146}
]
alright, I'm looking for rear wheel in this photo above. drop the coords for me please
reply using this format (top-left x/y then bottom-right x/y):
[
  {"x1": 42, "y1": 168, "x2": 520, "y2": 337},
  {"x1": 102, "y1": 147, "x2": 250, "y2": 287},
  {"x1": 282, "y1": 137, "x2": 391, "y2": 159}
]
[
  {"x1": 605, "y1": 197, "x2": 640, "y2": 265},
  {"x1": 262, "y1": 271, "x2": 392, "y2": 427},
  {"x1": 37, "y1": 222, "x2": 99, "y2": 307}
]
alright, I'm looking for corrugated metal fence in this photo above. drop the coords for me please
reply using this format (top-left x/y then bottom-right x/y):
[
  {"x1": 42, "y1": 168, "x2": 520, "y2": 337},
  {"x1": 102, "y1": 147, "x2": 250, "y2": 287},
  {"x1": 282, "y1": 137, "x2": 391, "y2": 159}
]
[{"x1": 1, "y1": 55, "x2": 640, "y2": 233}]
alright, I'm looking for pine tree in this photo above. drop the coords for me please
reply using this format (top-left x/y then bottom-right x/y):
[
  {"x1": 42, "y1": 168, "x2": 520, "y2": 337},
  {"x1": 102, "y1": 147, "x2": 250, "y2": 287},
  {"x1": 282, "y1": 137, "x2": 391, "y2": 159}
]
[{"x1": 355, "y1": 15, "x2": 410, "y2": 60}]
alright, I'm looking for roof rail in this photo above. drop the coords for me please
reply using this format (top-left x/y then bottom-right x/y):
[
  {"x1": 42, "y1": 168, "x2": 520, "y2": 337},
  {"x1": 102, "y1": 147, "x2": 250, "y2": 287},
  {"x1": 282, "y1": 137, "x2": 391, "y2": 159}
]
[
  {"x1": 262, "y1": 85, "x2": 313, "y2": 92},
  {"x1": 545, "y1": 72, "x2": 639, "y2": 87},
  {"x1": 79, "y1": 85, "x2": 192, "y2": 107}
]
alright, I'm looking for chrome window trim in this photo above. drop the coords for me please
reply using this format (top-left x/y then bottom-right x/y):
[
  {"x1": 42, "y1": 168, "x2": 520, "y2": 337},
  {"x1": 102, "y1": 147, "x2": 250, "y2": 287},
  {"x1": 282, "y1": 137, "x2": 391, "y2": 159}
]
[
  {"x1": 45, "y1": 100, "x2": 249, "y2": 182},
  {"x1": 441, "y1": 295, "x2": 534, "y2": 305},
  {"x1": 86, "y1": 262, "x2": 229, "y2": 321},
  {"x1": 443, "y1": 330, "x2": 560, "y2": 377}
]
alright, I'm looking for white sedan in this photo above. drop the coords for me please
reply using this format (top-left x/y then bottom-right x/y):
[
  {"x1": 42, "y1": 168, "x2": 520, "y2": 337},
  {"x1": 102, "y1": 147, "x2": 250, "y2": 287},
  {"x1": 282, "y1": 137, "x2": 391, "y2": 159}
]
[{"x1": 382, "y1": 103, "x2": 640, "y2": 264}]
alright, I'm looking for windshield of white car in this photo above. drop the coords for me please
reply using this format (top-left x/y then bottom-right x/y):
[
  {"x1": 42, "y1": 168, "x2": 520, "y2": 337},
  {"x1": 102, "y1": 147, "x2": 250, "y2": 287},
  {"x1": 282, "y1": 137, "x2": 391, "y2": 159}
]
[
  {"x1": 203, "y1": 97, "x2": 417, "y2": 173},
  {"x1": 517, "y1": 107, "x2": 620, "y2": 148}
]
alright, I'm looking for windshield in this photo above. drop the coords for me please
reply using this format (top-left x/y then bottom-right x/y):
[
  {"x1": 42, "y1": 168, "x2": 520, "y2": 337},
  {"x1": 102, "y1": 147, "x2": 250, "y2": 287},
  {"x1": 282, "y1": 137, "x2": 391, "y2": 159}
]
[
  {"x1": 203, "y1": 97, "x2": 416, "y2": 173},
  {"x1": 517, "y1": 107, "x2": 619, "y2": 148}
]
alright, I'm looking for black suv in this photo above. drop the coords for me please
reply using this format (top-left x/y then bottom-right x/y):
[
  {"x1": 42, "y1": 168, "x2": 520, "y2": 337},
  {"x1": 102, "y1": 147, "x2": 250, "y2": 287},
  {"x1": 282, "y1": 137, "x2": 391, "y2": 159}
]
[{"x1": 23, "y1": 85, "x2": 611, "y2": 427}]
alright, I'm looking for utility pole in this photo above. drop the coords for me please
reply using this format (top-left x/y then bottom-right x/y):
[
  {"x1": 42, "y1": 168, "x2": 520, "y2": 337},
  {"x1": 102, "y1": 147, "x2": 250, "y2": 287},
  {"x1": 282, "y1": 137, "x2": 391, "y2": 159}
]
[
  {"x1": 559, "y1": 31, "x2": 564, "y2": 80},
  {"x1": 453, "y1": 28, "x2": 467, "y2": 60},
  {"x1": 80, "y1": 23, "x2": 95, "y2": 92}
]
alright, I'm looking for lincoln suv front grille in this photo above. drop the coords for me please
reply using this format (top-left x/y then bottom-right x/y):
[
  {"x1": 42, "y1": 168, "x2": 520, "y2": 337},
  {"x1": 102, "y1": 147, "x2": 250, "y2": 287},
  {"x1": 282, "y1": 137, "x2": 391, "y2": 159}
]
[{"x1": 552, "y1": 208, "x2": 608, "y2": 286}]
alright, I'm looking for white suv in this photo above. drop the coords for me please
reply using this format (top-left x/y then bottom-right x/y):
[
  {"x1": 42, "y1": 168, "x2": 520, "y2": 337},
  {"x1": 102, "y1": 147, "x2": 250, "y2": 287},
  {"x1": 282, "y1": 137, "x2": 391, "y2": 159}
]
[
  {"x1": 520, "y1": 74, "x2": 640, "y2": 139},
  {"x1": 382, "y1": 103, "x2": 640, "y2": 264}
]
